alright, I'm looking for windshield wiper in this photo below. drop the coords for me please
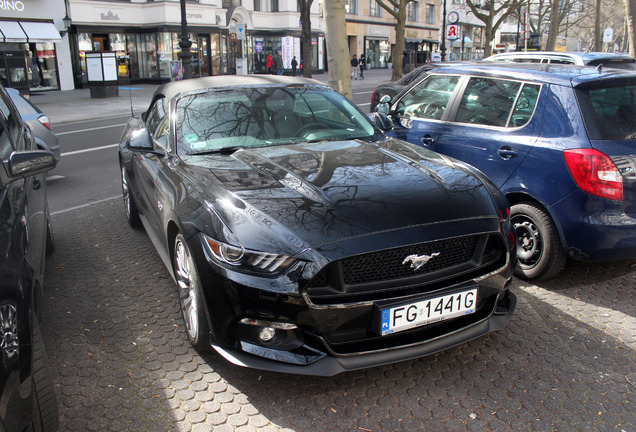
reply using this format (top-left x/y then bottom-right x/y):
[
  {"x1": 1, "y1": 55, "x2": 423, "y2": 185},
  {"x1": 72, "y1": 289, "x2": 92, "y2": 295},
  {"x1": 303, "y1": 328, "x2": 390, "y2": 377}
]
[{"x1": 186, "y1": 146, "x2": 243, "y2": 155}]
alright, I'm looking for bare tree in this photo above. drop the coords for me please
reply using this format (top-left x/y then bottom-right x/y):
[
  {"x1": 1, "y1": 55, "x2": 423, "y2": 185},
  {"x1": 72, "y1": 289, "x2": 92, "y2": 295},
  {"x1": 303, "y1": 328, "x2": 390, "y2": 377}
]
[
  {"x1": 545, "y1": 0, "x2": 560, "y2": 49},
  {"x1": 594, "y1": 0, "x2": 602, "y2": 50},
  {"x1": 627, "y1": 0, "x2": 636, "y2": 55},
  {"x1": 375, "y1": 0, "x2": 415, "y2": 81},
  {"x1": 465, "y1": 0, "x2": 525, "y2": 57},
  {"x1": 298, "y1": 0, "x2": 314, "y2": 78},
  {"x1": 324, "y1": 0, "x2": 352, "y2": 100}
]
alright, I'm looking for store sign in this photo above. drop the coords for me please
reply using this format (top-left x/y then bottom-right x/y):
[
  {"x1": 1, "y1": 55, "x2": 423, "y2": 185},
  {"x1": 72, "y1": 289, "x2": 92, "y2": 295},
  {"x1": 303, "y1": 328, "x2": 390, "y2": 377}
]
[
  {"x1": 100, "y1": 10, "x2": 120, "y2": 21},
  {"x1": 446, "y1": 24, "x2": 460, "y2": 41},
  {"x1": 0, "y1": 1, "x2": 25, "y2": 12}
]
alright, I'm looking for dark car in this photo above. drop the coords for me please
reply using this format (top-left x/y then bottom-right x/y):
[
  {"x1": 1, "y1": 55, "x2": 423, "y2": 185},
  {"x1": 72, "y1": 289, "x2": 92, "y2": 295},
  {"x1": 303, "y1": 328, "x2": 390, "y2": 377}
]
[
  {"x1": 370, "y1": 64, "x2": 438, "y2": 113},
  {"x1": 0, "y1": 84, "x2": 58, "y2": 430},
  {"x1": 375, "y1": 63, "x2": 636, "y2": 280},
  {"x1": 6, "y1": 88, "x2": 61, "y2": 161},
  {"x1": 118, "y1": 75, "x2": 516, "y2": 376}
]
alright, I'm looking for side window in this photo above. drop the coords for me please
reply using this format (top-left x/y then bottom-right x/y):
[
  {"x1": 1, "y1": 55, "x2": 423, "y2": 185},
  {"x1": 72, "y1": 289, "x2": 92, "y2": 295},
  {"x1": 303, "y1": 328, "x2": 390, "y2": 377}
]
[
  {"x1": 510, "y1": 84, "x2": 541, "y2": 127},
  {"x1": 0, "y1": 90, "x2": 21, "y2": 146},
  {"x1": 395, "y1": 75, "x2": 460, "y2": 120},
  {"x1": 549, "y1": 59, "x2": 575, "y2": 65},
  {"x1": 145, "y1": 97, "x2": 169, "y2": 148},
  {"x1": 454, "y1": 78, "x2": 522, "y2": 127}
]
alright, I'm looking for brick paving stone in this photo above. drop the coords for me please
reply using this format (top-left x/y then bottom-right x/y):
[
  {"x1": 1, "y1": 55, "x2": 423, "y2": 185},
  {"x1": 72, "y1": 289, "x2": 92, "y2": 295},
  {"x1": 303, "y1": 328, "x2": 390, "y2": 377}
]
[{"x1": 41, "y1": 201, "x2": 636, "y2": 431}]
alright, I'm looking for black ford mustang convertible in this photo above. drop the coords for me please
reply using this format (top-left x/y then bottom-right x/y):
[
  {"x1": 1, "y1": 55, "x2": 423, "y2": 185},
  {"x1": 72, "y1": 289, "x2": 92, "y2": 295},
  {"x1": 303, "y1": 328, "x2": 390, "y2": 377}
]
[{"x1": 118, "y1": 75, "x2": 516, "y2": 376}]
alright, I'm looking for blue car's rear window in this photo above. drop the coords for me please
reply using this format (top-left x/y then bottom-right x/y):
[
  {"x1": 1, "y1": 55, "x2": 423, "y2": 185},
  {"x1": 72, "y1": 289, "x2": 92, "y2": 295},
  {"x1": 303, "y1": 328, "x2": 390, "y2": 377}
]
[{"x1": 576, "y1": 83, "x2": 636, "y2": 140}]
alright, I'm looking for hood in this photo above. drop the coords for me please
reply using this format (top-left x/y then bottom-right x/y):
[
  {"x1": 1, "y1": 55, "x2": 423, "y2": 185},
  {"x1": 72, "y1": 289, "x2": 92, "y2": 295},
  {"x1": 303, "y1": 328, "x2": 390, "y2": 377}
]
[{"x1": 182, "y1": 138, "x2": 498, "y2": 256}]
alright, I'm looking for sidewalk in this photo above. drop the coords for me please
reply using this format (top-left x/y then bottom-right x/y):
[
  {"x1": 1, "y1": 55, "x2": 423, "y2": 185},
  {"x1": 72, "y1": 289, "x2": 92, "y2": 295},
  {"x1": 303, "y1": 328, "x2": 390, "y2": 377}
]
[{"x1": 30, "y1": 68, "x2": 394, "y2": 125}]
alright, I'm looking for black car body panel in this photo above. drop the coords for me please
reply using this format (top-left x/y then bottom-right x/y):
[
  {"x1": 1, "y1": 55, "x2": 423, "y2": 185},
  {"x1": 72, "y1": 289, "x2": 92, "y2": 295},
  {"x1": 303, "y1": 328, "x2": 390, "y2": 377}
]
[
  {"x1": 0, "y1": 84, "x2": 58, "y2": 430},
  {"x1": 119, "y1": 75, "x2": 516, "y2": 375}
]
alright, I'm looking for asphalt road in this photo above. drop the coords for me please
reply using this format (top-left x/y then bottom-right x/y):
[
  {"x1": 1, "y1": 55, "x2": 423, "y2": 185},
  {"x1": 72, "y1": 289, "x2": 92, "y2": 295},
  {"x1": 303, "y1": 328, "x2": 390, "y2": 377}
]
[{"x1": 38, "y1": 77, "x2": 636, "y2": 431}]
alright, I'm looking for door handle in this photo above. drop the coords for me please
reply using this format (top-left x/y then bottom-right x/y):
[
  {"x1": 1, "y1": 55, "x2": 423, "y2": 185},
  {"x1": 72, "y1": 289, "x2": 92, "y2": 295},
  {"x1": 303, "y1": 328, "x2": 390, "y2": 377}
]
[
  {"x1": 497, "y1": 148, "x2": 517, "y2": 159},
  {"x1": 421, "y1": 135, "x2": 435, "y2": 145}
]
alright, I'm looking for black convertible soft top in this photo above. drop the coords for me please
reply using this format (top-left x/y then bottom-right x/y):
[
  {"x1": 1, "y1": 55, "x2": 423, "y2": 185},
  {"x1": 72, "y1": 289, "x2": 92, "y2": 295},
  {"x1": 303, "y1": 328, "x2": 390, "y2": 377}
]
[{"x1": 154, "y1": 75, "x2": 325, "y2": 101}]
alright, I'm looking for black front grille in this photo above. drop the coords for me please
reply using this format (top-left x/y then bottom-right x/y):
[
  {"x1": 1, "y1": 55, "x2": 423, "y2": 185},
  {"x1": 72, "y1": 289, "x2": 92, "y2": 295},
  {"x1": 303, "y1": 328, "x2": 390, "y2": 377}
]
[
  {"x1": 305, "y1": 234, "x2": 507, "y2": 304},
  {"x1": 340, "y1": 236, "x2": 477, "y2": 285}
]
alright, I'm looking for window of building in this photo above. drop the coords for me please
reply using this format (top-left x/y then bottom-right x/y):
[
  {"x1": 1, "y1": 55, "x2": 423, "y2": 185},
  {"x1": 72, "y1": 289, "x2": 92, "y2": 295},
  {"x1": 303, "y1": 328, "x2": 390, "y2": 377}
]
[
  {"x1": 370, "y1": 1, "x2": 381, "y2": 16},
  {"x1": 407, "y1": 2, "x2": 418, "y2": 21},
  {"x1": 425, "y1": 4, "x2": 435, "y2": 24},
  {"x1": 345, "y1": 0, "x2": 357, "y2": 14},
  {"x1": 254, "y1": 0, "x2": 260, "y2": 11},
  {"x1": 272, "y1": 0, "x2": 279, "y2": 12}
]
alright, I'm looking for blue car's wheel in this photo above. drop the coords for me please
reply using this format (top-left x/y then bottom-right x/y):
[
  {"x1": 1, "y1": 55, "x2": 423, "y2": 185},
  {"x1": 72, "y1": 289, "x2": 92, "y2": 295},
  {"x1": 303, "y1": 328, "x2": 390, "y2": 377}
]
[{"x1": 511, "y1": 202, "x2": 566, "y2": 280}]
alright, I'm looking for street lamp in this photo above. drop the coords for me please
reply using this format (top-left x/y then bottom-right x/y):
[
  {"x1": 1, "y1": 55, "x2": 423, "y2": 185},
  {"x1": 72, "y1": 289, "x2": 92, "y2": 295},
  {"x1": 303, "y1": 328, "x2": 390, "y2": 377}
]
[
  {"x1": 59, "y1": 13, "x2": 71, "y2": 37},
  {"x1": 441, "y1": 0, "x2": 447, "y2": 61},
  {"x1": 179, "y1": 0, "x2": 192, "y2": 79}
]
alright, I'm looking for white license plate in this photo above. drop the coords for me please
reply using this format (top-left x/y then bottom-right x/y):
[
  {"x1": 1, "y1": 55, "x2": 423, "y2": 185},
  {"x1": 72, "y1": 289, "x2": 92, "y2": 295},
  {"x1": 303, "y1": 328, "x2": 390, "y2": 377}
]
[{"x1": 379, "y1": 288, "x2": 477, "y2": 335}]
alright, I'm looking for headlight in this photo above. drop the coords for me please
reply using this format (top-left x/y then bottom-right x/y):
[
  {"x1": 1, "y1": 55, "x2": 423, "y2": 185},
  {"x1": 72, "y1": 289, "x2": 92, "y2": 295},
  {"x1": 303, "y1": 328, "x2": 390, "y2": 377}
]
[{"x1": 202, "y1": 234, "x2": 297, "y2": 275}]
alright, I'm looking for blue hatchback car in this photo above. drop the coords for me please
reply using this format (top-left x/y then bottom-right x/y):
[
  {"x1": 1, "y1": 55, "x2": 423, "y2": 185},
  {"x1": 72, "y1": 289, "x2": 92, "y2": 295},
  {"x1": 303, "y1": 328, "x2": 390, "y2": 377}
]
[{"x1": 375, "y1": 63, "x2": 636, "y2": 280}]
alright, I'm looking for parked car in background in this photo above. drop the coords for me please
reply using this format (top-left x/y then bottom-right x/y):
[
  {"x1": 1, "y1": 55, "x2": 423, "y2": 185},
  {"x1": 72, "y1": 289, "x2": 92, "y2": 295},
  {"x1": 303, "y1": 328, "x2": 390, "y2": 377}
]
[
  {"x1": 119, "y1": 75, "x2": 517, "y2": 376},
  {"x1": 0, "y1": 84, "x2": 58, "y2": 430},
  {"x1": 374, "y1": 63, "x2": 636, "y2": 280},
  {"x1": 484, "y1": 51, "x2": 636, "y2": 70},
  {"x1": 370, "y1": 64, "x2": 439, "y2": 112},
  {"x1": 7, "y1": 88, "x2": 60, "y2": 161}
]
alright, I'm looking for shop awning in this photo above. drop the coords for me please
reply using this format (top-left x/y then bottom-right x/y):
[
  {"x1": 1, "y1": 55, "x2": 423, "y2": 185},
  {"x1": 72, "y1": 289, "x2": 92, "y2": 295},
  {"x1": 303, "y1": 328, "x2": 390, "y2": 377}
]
[
  {"x1": 0, "y1": 21, "x2": 27, "y2": 43},
  {"x1": 19, "y1": 21, "x2": 62, "y2": 43},
  {"x1": 405, "y1": 38, "x2": 423, "y2": 44}
]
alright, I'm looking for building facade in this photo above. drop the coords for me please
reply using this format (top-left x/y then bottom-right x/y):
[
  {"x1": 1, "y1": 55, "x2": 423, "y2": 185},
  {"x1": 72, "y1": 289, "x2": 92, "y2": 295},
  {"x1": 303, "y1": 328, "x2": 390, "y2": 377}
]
[
  {"x1": 67, "y1": 0, "x2": 325, "y2": 88},
  {"x1": 0, "y1": 0, "x2": 74, "y2": 93},
  {"x1": 344, "y1": 0, "x2": 441, "y2": 73}
]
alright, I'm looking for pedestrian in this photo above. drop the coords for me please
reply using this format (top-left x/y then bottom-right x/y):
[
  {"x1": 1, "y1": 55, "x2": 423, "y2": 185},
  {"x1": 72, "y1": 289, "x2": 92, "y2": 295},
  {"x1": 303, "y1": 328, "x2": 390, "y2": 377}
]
[
  {"x1": 276, "y1": 52, "x2": 284, "y2": 75},
  {"x1": 358, "y1": 54, "x2": 366, "y2": 79},
  {"x1": 266, "y1": 54, "x2": 273, "y2": 74},
  {"x1": 350, "y1": 54, "x2": 359, "y2": 80},
  {"x1": 402, "y1": 53, "x2": 407, "y2": 74},
  {"x1": 291, "y1": 56, "x2": 298, "y2": 76}
]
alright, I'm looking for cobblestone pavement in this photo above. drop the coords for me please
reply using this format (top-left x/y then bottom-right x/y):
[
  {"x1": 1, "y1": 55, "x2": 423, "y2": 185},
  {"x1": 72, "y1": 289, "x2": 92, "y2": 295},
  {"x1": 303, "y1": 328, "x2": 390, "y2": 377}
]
[{"x1": 42, "y1": 199, "x2": 635, "y2": 432}]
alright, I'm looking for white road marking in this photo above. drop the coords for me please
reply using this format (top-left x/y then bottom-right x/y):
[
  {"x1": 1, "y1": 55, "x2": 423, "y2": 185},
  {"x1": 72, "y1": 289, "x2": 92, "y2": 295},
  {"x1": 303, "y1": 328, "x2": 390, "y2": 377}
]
[
  {"x1": 51, "y1": 196, "x2": 120, "y2": 216},
  {"x1": 61, "y1": 143, "x2": 119, "y2": 157},
  {"x1": 56, "y1": 124, "x2": 127, "y2": 136}
]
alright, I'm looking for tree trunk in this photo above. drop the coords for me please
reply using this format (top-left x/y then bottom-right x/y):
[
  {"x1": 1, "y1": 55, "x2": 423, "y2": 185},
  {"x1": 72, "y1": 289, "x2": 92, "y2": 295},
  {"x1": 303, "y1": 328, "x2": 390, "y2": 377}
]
[
  {"x1": 299, "y1": 0, "x2": 314, "y2": 78},
  {"x1": 594, "y1": 0, "x2": 602, "y2": 51},
  {"x1": 391, "y1": 6, "x2": 407, "y2": 81},
  {"x1": 324, "y1": 0, "x2": 352, "y2": 100},
  {"x1": 626, "y1": 0, "x2": 636, "y2": 56},
  {"x1": 545, "y1": 0, "x2": 560, "y2": 50},
  {"x1": 484, "y1": 21, "x2": 494, "y2": 57}
]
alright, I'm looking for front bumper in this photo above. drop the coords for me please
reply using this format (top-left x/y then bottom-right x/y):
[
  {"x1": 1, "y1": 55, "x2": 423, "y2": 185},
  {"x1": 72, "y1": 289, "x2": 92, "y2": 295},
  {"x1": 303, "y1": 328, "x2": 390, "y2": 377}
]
[{"x1": 211, "y1": 288, "x2": 516, "y2": 376}]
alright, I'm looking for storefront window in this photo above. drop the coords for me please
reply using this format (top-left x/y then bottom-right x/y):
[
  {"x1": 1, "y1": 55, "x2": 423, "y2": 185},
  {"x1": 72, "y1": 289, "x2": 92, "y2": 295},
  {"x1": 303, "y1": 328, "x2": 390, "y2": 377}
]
[
  {"x1": 157, "y1": 33, "x2": 173, "y2": 78},
  {"x1": 140, "y1": 34, "x2": 158, "y2": 78},
  {"x1": 366, "y1": 39, "x2": 389, "y2": 69},
  {"x1": 33, "y1": 42, "x2": 58, "y2": 90},
  {"x1": 127, "y1": 35, "x2": 140, "y2": 79},
  {"x1": 211, "y1": 34, "x2": 221, "y2": 75}
]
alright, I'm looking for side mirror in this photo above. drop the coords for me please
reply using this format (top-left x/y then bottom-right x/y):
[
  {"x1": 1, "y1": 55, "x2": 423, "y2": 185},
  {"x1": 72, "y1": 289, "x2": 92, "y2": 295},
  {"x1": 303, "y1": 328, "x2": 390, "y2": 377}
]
[
  {"x1": 376, "y1": 94, "x2": 392, "y2": 115},
  {"x1": 128, "y1": 128, "x2": 154, "y2": 151},
  {"x1": 1, "y1": 150, "x2": 57, "y2": 186},
  {"x1": 369, "y1": 112, "x2": 394, "y2": 132}
]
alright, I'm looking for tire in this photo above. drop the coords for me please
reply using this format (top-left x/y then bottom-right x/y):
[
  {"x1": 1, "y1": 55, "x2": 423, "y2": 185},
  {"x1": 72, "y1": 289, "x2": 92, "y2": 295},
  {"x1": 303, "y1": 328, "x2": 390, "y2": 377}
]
[
  {"x1": 121, "y1": 166, "x2": 141, "y2": 229},
  {"x1": 45, "y1": 209, "x2": 55, "y2": 256},
  {"x1": 31, "y1": 318, "x2": 59, "y2": 432},
  {"x1": 173, "y1": 233, "x2": 211, "y2": 353},
  {"x1": 511, "y1": 202, "x2": 566, "y2": 280}
]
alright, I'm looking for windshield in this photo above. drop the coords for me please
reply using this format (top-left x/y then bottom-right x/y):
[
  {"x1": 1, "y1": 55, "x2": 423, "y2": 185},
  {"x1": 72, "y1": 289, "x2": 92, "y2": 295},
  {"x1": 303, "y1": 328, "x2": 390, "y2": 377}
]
[
  {"x1": 576, "y1": 81, "x2": 636, "y2": 140},
  {"x1": 175, "y1": 86, "x2": 376, "y2": 154}
]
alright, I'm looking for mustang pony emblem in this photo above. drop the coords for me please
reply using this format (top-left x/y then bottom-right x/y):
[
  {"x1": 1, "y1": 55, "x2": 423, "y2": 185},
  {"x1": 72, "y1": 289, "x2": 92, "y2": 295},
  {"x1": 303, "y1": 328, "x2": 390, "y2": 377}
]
[{"x1": 402, "y1": 252, "x2": 441, "y2": 271}]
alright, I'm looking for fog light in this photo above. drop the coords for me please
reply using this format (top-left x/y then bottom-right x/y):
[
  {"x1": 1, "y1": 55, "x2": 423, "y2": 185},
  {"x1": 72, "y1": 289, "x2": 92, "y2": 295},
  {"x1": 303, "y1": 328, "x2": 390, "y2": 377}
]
[{"x1": 259, "y1": 327, "x2": 276, "y2": 342}]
